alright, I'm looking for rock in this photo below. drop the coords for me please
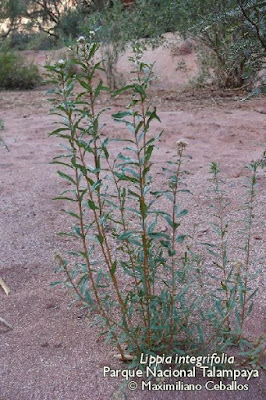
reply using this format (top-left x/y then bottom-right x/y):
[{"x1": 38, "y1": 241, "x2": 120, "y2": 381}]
[{"x1": 254, "y1": 235, "x2": 262, "y2": 240}]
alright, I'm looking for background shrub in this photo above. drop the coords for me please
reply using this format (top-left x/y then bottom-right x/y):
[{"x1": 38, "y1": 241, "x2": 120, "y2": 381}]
[
  {"x1": 55, "y1": 8, "x2": 87, "y2": 43},
  {"x1": 6, "y1": 31, "x2": 57, "y2": 51},
  {"x1": 85, "y1": 0, "x2": 266, "y2": 89},
  {"x1": 0, "y1": 50, "x2": 41, "y2": 89},
  {"x1": 1, "y1": 1, "x2": 265, "y2": 91}
]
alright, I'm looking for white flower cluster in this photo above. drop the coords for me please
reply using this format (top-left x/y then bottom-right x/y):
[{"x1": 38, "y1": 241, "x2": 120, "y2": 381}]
[
  {"x1": 77, "y1": 36, "x2": 86, "y2": 44},
  {"x1": 57, "y1": 59, "x2": 66, "y2": 66},
  {"x1": 176, "y1": 138, "x2": 189, "y2": 149},
  {"x1": 77, "y1": 31, "x2": 95, "y2": 45},
  {"x1": 176, "y1": 138, "x2": 188, "y2": 156}
]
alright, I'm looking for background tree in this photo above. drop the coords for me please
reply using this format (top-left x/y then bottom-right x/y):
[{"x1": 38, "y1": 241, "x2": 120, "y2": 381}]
[
  {"x1": 89, "y1": 0, "x2": 265, "y2": 88},
  {"x1": 238, "y1": 0, "x2": 266, "y2": 51},
  {"x1": 175, "y1": 0, "x2": 266, "y2": 88},
  {"x1": 1, "y1": 0, "x2": 265, "y2": 89},
  {"x1": 0, "y1": 1, "x2": 82, "y2": 40}
]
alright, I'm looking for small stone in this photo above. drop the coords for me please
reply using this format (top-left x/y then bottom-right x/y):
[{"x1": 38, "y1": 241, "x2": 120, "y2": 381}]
[
  {"x1": 254, "y1": 235, "x2": 262, "y2": 240},
  {"x1": 0, "y1": 317, "x2": 13, "y2": 331},
  {"x1": 255, "y1": 108, "x2": 266, "y2": 114},
  {"x1": 199, "y1": 226, "x2": 209, "y2": 235}
]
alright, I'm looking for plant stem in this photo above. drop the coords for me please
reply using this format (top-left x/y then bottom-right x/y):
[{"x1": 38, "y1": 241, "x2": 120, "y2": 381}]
[
  {"x1": 134, "y1": 104, "x2": 151, "y2": 349},
  {"x1": 169, "y1": 147, "x2": 184, "y2": 351},
  {"x1": 108, "y1": 158, "x2": 148, "y2": 329},
  {"x1": 240, "y1": 164, "x2": 257, "y2": 332},
  {"x1": 212, "y1": 168, "x2": 230, "y2": 331}
]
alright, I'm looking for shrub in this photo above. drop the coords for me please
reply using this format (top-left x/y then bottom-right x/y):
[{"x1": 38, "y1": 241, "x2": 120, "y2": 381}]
[
  {"x1": 6, "y1": 32, "x2": 32, "y2": 51},
  {"x1": 176, "y1": 0, "x2": 266, "y2": 88},
  {"x1": 5, "y1": 31, "x2": 56, "y2": 51},
  {"x1": 45, "y1": 38, "x2": 264, "y2": 366},
  {"x1": 86, "y1": 0, "x2": 266, "y2": 89},
  {"x1": 26, "y1": 33, "x2": 58, "y2": 51},
  {"x1": 0, "y1": 50, "x2": 41, "y2": 89}
]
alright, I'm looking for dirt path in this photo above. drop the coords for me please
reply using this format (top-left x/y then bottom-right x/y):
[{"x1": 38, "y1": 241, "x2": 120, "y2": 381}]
[{"x1": 0, "y1": 88, "x2": 265, "y2": 400}]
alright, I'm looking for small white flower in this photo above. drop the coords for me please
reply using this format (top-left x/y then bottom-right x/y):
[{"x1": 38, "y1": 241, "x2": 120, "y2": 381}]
[
  {"x1": 232, "y1": 260, "x2": 243, "y2": 270},
  {"x1": 77, "y1": 36, "x2": 86, "y2": 43},
  {"x1": 57, "y1": 59, "x2": 66, "y2": 66},
  {"x1": 89, "y1": 31, "x2": 95, "y2": 37}
]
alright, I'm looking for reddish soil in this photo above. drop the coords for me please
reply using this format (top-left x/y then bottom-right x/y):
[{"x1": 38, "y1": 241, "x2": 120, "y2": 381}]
[{"x1": 0, "y1": 44, "x2": 265, "y2": 400}]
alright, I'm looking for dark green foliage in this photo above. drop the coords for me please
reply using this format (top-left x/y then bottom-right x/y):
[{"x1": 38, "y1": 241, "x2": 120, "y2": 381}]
[
  {"x1": 175, "y1": 0, "x2": 266, "y2": 88},
  {"x1": 7, "y1": 31, "x2": 57, "y2": 50},
  {"x1": 55, "y1": 8, "x2": 87, "y2": 41},
  {"x1": 0, "y1": 1, "x2": 113, "y2": 46},
  {"x1": 85, "y1": 0, "x2": 175, "y2": 45},
  {"x1": 87, "y1": 0, "x2": 266, "y2": 88},
  {"x1": 1, "y1": 1, "x2": 265, "y2": 89},
  {"x1": 0, "y1": 50, "x2": 41, "y2": 89},
  {"x1": 1, "y1": 1, "x2": 78, "y2": 43}
]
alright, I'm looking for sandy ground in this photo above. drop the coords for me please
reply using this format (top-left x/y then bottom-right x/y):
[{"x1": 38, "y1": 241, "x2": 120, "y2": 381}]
[{"x1": 0, "y1": 42, "x2": 266, "y2": 400}]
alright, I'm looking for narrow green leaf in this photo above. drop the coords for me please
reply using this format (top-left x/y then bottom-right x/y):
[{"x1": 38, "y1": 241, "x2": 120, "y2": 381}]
[
  {"x1": 49, "y1": 127, "x2": 70, "y2": 136},
  {"x1": 88, "y1": 199, "x2": 98, "y2": 210},
  {"x1": 112, "y1": 111, "x2": 132, "y2": 119},
  {"x1": 58, "y1": 171, "x2": 76, "y2": 185},
  {"x1": 144, "y1": 145, "x2": 154, "y2": 164},
  {"x1": 176, "y1": 234, "x2": 186, "y2": 243},
  {"x1": 113, "y1": 85, "x2": 135, "y2": 96},
  {"x1": 53, "y1": 196, "x2": 76, "y2": 202},
  {"x1": 50, "y1": 281, "x2": 63, "y2": 287},
  {"x1": 176, "y1": 209, "x2": 188, "y2": 218},
  {"x1": 96, "y1": 234, "x2": 104, "y2": 245},
  {"x1": 111, "y1": 261, "x2": 117, "y2": 275},
  {"x1": 62, "y1": 210, "x2": 80, "y2": 219}
]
